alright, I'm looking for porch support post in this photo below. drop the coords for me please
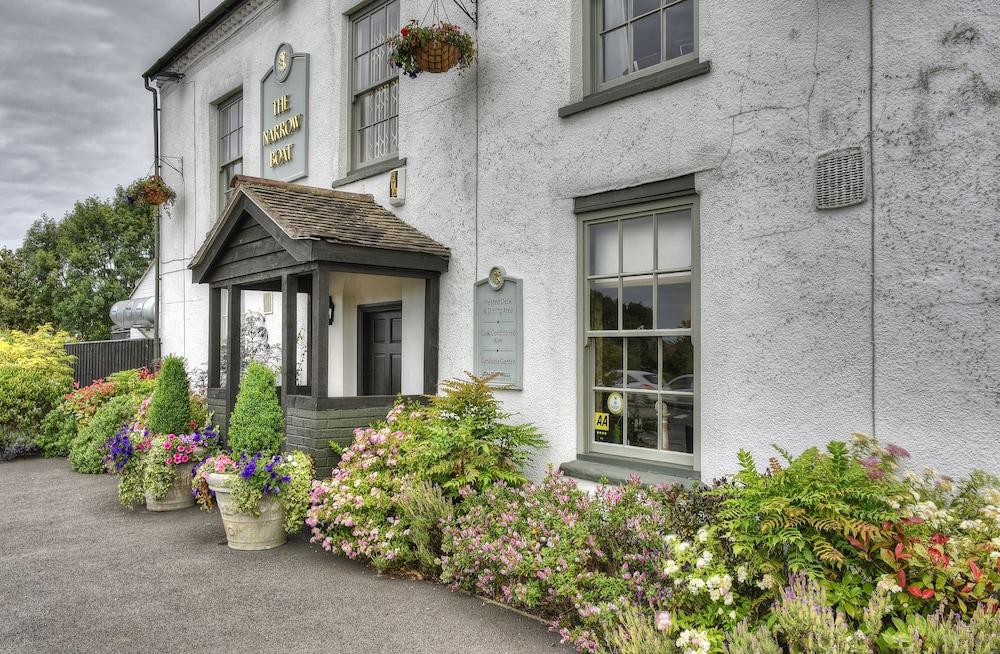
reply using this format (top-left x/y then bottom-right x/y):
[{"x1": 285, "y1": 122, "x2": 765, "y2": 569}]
[
  {"x1": 281, "y1": 274, "x2": 297, "y2": 403},
  {"x1": 310, "y1": 268, "x2": 330, "y2": 398},
  {"x1": 225, "y1": 285, "x2": 241, "y2": 414},
  {"x1": 423, "y1": 275, "x2": 440, "y2": 395},
  {"x1": 208, "y1": 287, "x2": 221, "y2": 388}
]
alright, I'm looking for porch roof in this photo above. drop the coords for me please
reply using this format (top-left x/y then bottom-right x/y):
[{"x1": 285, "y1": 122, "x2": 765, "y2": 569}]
[{"x1": 190, "y1": 176, "x2": 450, "y2": 283}]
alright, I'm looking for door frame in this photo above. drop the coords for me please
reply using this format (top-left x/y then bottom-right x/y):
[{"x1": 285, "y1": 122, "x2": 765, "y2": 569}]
[{"x1": 357, "y1": 301, "x2": 403, "y2": 396}]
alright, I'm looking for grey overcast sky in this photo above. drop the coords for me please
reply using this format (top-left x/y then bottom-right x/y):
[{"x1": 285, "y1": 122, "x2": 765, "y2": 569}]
[{"x1": 0, "y1": 0, "x2": 226, "y2": 249}]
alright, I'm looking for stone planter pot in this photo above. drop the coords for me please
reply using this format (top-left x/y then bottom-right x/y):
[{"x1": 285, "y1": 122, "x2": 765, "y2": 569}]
[
  {"x1": 207, "y1": 472, "x2": 286, "y2": 551},
  {"x1": 145, "y1": 460, "x2": 197, "y2": 511}
]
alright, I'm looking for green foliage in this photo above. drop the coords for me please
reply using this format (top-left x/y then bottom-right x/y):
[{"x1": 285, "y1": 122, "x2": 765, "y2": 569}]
[
  {"x1": 226, "y1": 450, "x2": 314, "y2": 534},
  {"x1": 398, "y1": 479, "x2": 454, "y2": 575},
  {"x1": 393, "y1": 374, "x2": 547, "y2": 495},
  {"x1": 69, "y1": 395, "x2": 140, "y2": 474},
  {"x1": 717, "y1": 442, "x2": 905, "y2": 616},
  {"x1": 8, "y1": 184, "x2": 153, "y2": 339},
  {"x1": 0, "y1": 326, "x2": 75, "y2": 454},
  {"x1": 280, "y1": 451, "x2": 315, "y2": 534},
  {"x1": 37, "y1": 406, "x2": 78, "y2": 457},
  {"x1": 227, "y1": 362, "x2": 284, "y2": 456},
  {"x1": 146, "y1": 356, "x2": 192, "y2": 436},
  {"x1": 599, "y1": 604, "x2": 679, "y2": 654}
]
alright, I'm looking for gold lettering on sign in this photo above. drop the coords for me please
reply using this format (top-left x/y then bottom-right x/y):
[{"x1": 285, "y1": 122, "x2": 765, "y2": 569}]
[
  {"x1": 272, "y1": 94, "x2": 289, "y2": 116},
  {"x1": 262, "y1": 113, "x2": 302, "y2": 146},
  {"x1": 269, "y1": 144, "x2": 294, "y2": 168}
]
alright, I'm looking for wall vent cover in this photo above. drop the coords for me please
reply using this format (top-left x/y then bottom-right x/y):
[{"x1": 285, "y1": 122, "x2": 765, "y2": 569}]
[{"x1": 815, "y1": 147, "x2": 867, "y2": 209}]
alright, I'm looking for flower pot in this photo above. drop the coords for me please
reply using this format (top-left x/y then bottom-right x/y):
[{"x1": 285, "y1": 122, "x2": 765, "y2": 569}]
[
  {"x1": 207, "y1": 472, "x2": 286, "y2": 551},
  {"x1": 145, "y1": 460, "x2": 197, "y2": 511},
  {"x1": 415, "y1": 40, "x2": 461, "y2": 73}
]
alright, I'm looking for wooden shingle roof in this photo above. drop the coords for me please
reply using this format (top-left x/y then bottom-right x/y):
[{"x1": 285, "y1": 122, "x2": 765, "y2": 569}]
[{"x1": 189, "y1": 176, "x2": 450, "y2": 277}]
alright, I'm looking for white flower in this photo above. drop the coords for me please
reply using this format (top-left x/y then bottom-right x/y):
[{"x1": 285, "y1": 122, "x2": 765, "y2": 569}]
[
  {"x1": 688, "y1": 578, "x2": 706, "y2": 593},
  {"x1": 756, "y1": 574, "x2": 776, "y2": 590},
  {"x1": 696, "y1": 527, "x2": 709, "y2": 543},
  {"x1": 676, "y1": 629, "x2": 711, "y2": 654},
  {"x1": 663, "y1": 560, "x2": 680, "y2": 576},
  {"x1": 876, "y1": 575, "x2": 902, "y2": 594},
  {"x1": 676, "y1": 541, "x2": 691, "y2": 553},
  {"x1": 736, "y1": 565, "x2": 748, "y2": 583}
]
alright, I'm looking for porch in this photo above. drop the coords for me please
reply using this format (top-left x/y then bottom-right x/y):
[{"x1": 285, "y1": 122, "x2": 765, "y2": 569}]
[{"x1": 190, "y1": 176, "x2": 449, "y2": 472}]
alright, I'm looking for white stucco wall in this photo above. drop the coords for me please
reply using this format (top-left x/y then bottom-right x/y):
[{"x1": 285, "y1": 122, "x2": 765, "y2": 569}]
[{"x1": 152, "y1": 0, "x2": 1000, "y2": 482}]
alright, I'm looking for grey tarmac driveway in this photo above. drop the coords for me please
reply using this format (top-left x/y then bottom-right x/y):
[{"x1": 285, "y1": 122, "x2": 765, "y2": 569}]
[{"x1": 0, "y1": 458, "x2": 569, "y2": 654}]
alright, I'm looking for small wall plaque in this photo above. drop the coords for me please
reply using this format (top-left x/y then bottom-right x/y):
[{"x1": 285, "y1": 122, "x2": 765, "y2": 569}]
[
  {"x1": 389, "y1": 167, "x2": 406, "y2": 206},
  {"x1": 473, "y1": 271, "x2": 523, "y2": 389}
]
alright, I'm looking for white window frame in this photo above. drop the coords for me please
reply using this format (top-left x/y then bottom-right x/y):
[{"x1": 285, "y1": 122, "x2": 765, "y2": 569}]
[
  {"x1": 586, "y1": 0, "x2": 699, "y2": 94},
  {"x1": 218, "y1": 92, "x2": 243, "y2": 212},
  {"x1": 350, "y1": 0, "x2": 400, "y2": 171},
  {"x1": 577, "y1": 195, "x2": 701, "y2": 469}
]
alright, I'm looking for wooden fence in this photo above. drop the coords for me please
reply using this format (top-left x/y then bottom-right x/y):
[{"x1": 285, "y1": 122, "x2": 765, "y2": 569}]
[{"x1": 65, "y1": 339, "x2": 156, "y2": 387}]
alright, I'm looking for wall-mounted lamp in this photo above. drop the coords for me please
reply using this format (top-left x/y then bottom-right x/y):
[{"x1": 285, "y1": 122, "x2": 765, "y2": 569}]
[{"x1": 329, "y1": 298, "x2": 336, "y2": 325}]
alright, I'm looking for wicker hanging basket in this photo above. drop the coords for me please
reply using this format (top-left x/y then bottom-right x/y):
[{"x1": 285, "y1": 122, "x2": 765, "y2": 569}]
[
  {"x1": 140, "y1": 177, "x2": 170, "y2": 206},
  {"x1": 414, "y1": 39, "x2": 462, "y2": 73}
]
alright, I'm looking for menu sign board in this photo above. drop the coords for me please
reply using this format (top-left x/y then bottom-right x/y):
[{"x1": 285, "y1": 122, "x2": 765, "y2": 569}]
[{"x1": 473, "y1": 269, "x2": 523, "y2": 389}]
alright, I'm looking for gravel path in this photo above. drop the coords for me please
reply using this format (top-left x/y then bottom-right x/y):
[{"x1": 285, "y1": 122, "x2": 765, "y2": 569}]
[{"x1": 0, "y1": 457, "x2": 568, "y2": 654}]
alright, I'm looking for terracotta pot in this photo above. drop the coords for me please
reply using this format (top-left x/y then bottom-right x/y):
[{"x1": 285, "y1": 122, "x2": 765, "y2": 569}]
[
  {"x1": 145, "y1": 460, "x2": 197, "y2": 511},
  {"x1": 207, "y1": 472, "x2": 286, "y2": 551},
  {"x1": 415, "y1": 40, "x2": 461, "y2": 73}
]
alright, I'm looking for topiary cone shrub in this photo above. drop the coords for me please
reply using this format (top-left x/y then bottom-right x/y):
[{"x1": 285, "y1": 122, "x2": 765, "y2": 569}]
[
  {"x1": 227, "y1": 362, "x2": 283, "y2": 457},
  {"x1": 146, "y1": 356, "x2": 192, "y2": 436}
]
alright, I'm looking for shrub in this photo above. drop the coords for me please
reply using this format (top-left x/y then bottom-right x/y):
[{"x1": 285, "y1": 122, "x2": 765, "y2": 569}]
[
  {"x1": 0, "y1": 326, "x2": 75, "y2": 454},
  {"x1": 391, "y1": 374, "x2": 547, "y2": 495},
  {"x1": 227, "y1": 362, "x2": 283, "y2": 456},
  {"x1": 141, "y1": 428, "x2": 218, "y2": 502},
  {"x1": 69, "y1": 394, "x2": 141, "y2": 474},
  {"x1": 37, "y1": 406, "x2": 78, "y2": 458},
  {"x1": 717, "y1": 441, "x2": 906, "y2": 617},
  {"x1": 62, "y1": 378, "x2": 120, "y2": 426},
  {"x1": 146, "y1": 356, "x2": 192, "y2": 436},
  {"x1": 398, "y1": 479, "x2": 454, "y2": 575}
]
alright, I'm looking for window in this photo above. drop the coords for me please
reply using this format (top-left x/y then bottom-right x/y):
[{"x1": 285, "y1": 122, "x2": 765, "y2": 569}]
[
  {"x1": 262, "y1": 291, "x2": 274, "y2": 315},
  {"x1": 583, "y1": 200, "x2": 696, "y2": 466},
  {"x1": 218, "y1": 93, "x2": 243, "y2": 210},
  {"x1": 351, "y1": 0, "x2": 400, "y2": 170},
  {"x1": 593, "y1": 0, "x2": 696, "y2": 89}
]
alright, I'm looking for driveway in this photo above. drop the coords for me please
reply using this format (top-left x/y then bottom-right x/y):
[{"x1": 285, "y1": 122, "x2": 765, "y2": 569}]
[{"x1": 0, "y1": 458, "x2": 568, "y2": 654}]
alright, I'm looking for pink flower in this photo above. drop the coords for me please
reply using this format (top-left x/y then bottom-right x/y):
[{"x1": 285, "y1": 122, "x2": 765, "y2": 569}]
[{"x1": 655, "y1": 611, "x2": 672, "y2": 632}]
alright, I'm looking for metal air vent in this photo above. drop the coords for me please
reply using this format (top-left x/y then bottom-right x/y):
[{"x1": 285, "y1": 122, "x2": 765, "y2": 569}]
[{"x1": 815, "y1": 147, "x2": 867, "y2": 210}]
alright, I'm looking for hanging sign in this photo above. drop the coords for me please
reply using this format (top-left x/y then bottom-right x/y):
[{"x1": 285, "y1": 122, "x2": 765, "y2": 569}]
[
  {"x1": 260, "y1": 43, "x2": 309, "y2": 182},
  {"x1": 473, "y1": 266, "x2": 523, "y2": 389}
]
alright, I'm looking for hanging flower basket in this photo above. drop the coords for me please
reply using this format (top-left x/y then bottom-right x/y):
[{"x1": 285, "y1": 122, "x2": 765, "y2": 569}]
[
  {"x1": 389, "y1": 20, "x2": 476, "y2": 78},
  {"x1": 126, "y1": 176, "x2": 177, "y2": 208},
  {"x1": 140, "y1": 176, "x2": 174, "y2": 206}
]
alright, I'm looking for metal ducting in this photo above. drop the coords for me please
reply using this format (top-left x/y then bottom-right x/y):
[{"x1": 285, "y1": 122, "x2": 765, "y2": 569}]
[{"x1": 110, "y1": 297, "x2": 156, "y2": 329}]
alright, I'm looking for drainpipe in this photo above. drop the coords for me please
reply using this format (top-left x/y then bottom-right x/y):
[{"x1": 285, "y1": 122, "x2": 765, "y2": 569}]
[
  {"x1": 868, "y1": 0, "x2": 877, "y2": 437},
  {"x1": 144, "y1": 75, "x2": 161, "y2": 364}
]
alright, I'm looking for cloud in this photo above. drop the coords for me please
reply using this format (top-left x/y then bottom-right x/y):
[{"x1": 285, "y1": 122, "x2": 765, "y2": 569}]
[{"x1": 0, "y1": 0, "x2": 225, "y2": 248}]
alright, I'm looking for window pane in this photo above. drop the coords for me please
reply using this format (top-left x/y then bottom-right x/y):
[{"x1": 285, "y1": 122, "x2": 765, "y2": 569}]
[
  {"x1": 631, "y1": 11, "x2": 661, "y2": 71},
  {"x1": 588, "y1": 221, "x2": 618, "y2": 275},
  {"x1": 296, "y1": 291, "x2": 309, "y2": 386},
  {"x1": 219, "y1": 288, "x2": 229, "y2": 388},
  {"x1": 355, "y1": 53, "x2": 370, "y2": 90},
  {"x1": 622, "y1": 275, "x2": 653, "y2": 330},
  {"x1": 665, "y1": 0, "x2": 694, "y2": 59},
  {"x1": 594, "y1": 391, "x2": 624, "y2": 444},
  {"x1": 657, "y1": 209, "x2": 692, "y2": 270},
  {"x1": 603, "y1": 0, "x2": 627, "y2": 29},
  {"x1": 627, "y1": 393, "x2": 658, "y2": 448},
  {"x1": 387, "y1": 1, "x2": 399, "y2": 36},
  {"x1": 370, "y1": 7, "x2": 387, "y2": 45},
  {"x1": 602, "y1": 27, "x2": 629, "y2": 82},
  {"x1": 661, "y1": 336, "x2": 693, "y2": 386},
  {"x1": 589, "y1": 278, "x2": 619, "y2": 330},
  {"x1": 594, "y1": 337, "x2": 623, "y2": 387},
  {"x1": 661, "y1": 394, "x2": 693, "y2": 453},
  {"x1": 622, "y1": 216, "x2": 654, "y2": 272},
  {"x1": 355, "y1": 15, "x2": 370, "y2": 54},
  {"x1": 632, "y1": 0, "x2": 661, "y2": 17},
  {"x1": 626, "y1": 337, "x2": 658, "y2": 389},
  {"x1": 656, "y1": 274, "x2": 691, "y2": 329}
]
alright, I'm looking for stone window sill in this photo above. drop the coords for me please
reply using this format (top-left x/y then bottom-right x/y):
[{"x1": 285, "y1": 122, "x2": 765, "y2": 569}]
[
  {"x1": 331, "y1": 157, "x2": 406, "y2": 189},
  {"x1": 558, "y1": 60, "x2": 711, "y2": 119},
  {"x1": 559, "y1": 453, "x2": 700, "y2": 487}
]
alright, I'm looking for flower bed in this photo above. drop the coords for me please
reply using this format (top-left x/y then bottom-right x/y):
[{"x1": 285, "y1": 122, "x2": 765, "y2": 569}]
[{"x1": 306, "y1": 381, "x2": 1000, "y2": 654}]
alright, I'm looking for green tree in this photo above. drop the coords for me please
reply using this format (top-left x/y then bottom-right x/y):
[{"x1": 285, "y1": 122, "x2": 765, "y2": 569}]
[
  {"x1": 228, "y1": 362, "x2": 284, "y2": 456},
  {"x1": 0, "y1": 248, "x2": 32, "y2": 330},
  {"x1": 147, "y1": 356, "x2": 192, "y2": 436},
  {"x1": 9, "y1": 181, "x2": 154, "y2": 339}
]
